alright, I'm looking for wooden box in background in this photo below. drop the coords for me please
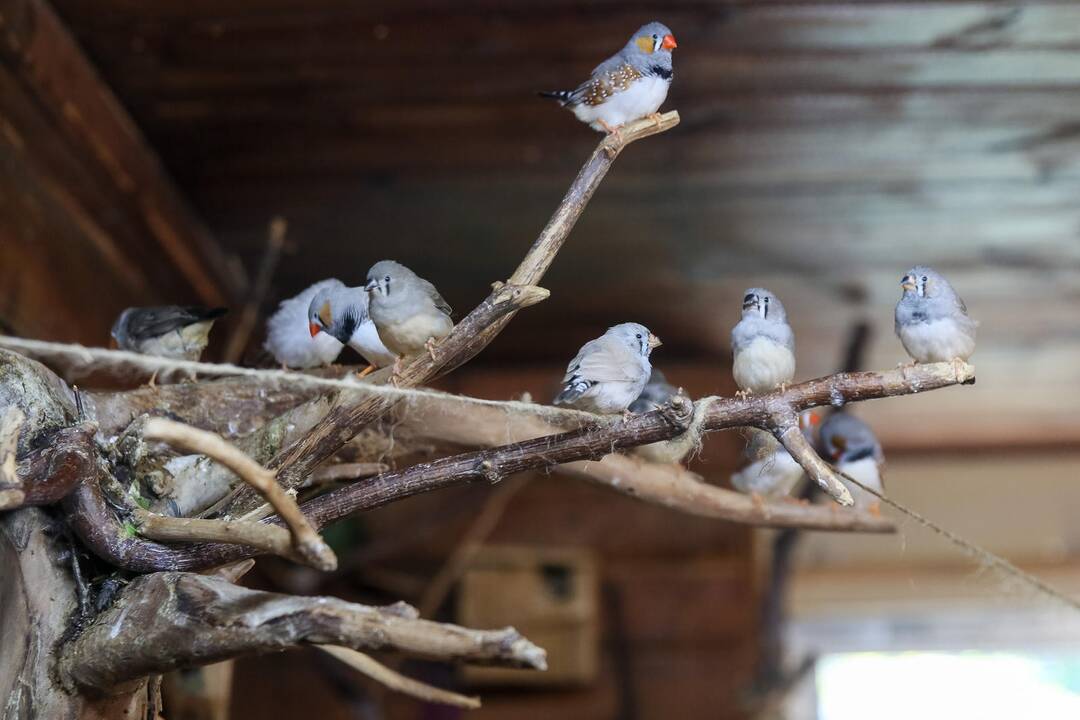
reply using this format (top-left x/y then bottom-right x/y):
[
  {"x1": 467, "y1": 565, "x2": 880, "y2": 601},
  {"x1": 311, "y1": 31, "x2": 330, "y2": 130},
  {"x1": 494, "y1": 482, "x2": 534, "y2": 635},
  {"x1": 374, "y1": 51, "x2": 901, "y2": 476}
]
[{"x1": 458, "y1": 545, "x2": 598, "y2": 687}]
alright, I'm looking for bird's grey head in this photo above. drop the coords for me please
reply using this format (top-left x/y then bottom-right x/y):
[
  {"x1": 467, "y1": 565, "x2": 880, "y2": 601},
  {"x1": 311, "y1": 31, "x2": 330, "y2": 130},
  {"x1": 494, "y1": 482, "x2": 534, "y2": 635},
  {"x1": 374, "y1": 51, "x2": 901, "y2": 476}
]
[
  {"x1": 819, "y1": 412, "x2": 881, "y2": 464},
  {"x1": 741, "y1": 288, "x2": 788, "y2": 323},
  {"x1": 607, "y1": 322, "x2": 662, "y2": 358},
  {"x1": 110, "y1": 308, "x2": 134, "y2": 347},
  {"x1": 307, "y1": 287, "x2": 353, "y2": 345},
  {"x1": 624, "y1": 22, "x2": 677, "y2": 63},
  {"x1": 365, "y1": 260, "x2": 414, "y2": 300},
  {"x1": 900, "y1": 265, "x2": 953, "y2": 302}
]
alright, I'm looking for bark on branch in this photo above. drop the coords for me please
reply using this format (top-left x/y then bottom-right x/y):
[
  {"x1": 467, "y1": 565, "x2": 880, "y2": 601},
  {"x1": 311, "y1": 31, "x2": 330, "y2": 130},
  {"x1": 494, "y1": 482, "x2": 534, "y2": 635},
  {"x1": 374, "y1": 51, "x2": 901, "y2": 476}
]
[
  {"x1": 58, "y1": 572, "x2": 546, "y2": 694},
  {"x1": 0, "y1": 422, "x2": 95, "y2": 511}
]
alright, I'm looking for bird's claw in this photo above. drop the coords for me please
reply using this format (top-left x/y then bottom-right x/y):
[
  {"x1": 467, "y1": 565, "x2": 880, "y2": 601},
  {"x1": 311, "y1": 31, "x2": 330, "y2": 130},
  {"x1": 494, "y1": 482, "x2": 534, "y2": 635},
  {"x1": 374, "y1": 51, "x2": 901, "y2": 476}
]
[
  {"x1": 356, "y1": 365, "x2": 376, "y2": 379},
  {"x1": 735, "y1": 388, "x2": 753, "y2": 400},
  {"x1": 425, "y1": 337, "x2": 439, "y2": 362},
  {"x1": 147, "y1": 370, "x2": 158, "y2": 389},
  {"x1": 646, "y1": 112, "x2": 664, "y2": 131}
]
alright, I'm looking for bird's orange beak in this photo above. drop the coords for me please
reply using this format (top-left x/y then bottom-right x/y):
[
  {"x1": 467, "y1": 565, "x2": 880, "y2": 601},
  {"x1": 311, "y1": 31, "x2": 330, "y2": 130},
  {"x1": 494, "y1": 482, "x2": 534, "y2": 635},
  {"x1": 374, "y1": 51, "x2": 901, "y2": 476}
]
[
  {"x1": 647, "y1": 333, "x2": 662, "y2": 350},
  {"x1": 309, "y1": 322, "x2": 321, "y2": 338},
  {"x1": 661, "y1": 34, "x2": 677, "y2": 50}
]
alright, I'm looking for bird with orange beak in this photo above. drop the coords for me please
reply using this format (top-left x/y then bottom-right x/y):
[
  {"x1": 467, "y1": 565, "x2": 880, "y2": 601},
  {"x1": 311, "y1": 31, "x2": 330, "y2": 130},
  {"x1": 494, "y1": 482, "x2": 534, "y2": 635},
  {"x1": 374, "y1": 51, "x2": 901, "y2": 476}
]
[
  {"x1": 264, "y1": 279, "x2": 347, "y2": 369},
  {"x1": 895, "y1": 265, "x2": 978, "y2": 365},
  {"x1": 541, "y1": 22, "x2": 677, "y2": 134},
  {"x1": 554, "y1": 323, "x2": 662, "y2": 416}
]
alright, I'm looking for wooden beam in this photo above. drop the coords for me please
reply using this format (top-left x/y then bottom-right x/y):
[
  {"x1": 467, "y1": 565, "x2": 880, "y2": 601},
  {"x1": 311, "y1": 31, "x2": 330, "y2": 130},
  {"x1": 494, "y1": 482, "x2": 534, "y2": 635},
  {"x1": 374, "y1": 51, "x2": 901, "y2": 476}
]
[{"x1": 0, "y1": 0, "x2": 243, "y2": 307}]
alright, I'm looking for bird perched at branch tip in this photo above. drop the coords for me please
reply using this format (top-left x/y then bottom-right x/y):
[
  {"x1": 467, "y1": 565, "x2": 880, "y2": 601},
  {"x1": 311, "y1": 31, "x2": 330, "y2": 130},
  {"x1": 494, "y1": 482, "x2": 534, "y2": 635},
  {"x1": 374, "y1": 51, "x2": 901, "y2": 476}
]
[
  {"x1": 895, "y1": 266, "x2": 977, "y2": 366},
  {"x1": 730, "y1": 411, "x2": 819, "y2": 498},
  {"x1": 818, "y1": 412, "x2": 885, "y2": 512},
  {"x1": 265, "y1": 279, "x2": 346, "y2": 368},
  {"x1": 365, "y1": 260, "x2": 453, "y2": 375},
  {"x1": 554, "y1": 323, "x2": 661, "y2": 416},
  {"x1": 111, "y1": 305, "x2": 227, "y2": 362},
  {"x1": 731, "y1": 288, "x2": 796, "y2": 396},
  {"x1": 307, "y1": 284, "x2": 396, "y2": 377},
  {"x1": 541, "y1": 22, "x2": 677, "y2": 136}
]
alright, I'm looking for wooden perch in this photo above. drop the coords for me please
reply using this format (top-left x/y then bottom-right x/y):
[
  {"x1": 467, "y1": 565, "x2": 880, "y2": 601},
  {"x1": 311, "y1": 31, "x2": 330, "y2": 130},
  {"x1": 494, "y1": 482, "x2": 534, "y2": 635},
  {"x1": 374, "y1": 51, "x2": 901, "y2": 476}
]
[
  {"x1": 317, "y1": 645, "x2": 481, "y2": 710},
  {"x1": 133, "y1": 510, "x2": 305, "y2": 565},
  {"x1": 0, "y1": 423, "x2": 95, "y2": 511},
  {"x1": 142, "y1": 418, "x2": 336, "y2": 571},
  {"x1": 58, "y1": 572, "x2": 546, "y2": 693},
  {"x1": 254, "y1": 112, "x2": 681, "y2": 508}
]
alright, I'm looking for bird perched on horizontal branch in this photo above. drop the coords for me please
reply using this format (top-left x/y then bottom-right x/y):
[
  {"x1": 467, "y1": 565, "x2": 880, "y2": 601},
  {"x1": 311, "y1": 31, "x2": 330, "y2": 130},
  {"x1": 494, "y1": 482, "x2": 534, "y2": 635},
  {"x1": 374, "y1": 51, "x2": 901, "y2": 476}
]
[
  {"x1": 731, "y1": 288, "x2": 796, "y2": 396},
  {"x1": 265, "y1": 279, "x2": 346, "y2": 368},
  {"x1": 895, "y1": 266, "x2": 977, "y2": 365},
  {"x1": 541, "y1": 22, "x2": 677, "y2": 135},
  {"x1": 307, "y1": 284, "x2": 396, "y2": 377},
  {"x1": 365, "y1": 261, "x2": 453, "y2": 370},
  {"x1": 819, "y1": 412, "x2": 885, "y2": 512},
  {"x1": 111, "y1": 305, "x2": 227, "y2": 362},
  {"x1": 555, "y1": 323, "x2": 661, "y2": 415}
]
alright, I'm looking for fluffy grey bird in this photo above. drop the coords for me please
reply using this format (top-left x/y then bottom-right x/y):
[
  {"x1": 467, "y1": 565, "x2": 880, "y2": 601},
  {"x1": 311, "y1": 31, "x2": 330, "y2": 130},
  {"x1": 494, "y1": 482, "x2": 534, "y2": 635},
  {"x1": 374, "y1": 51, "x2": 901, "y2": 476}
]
[
  {"x1": 365, "y1": 261, "x2": 453, "y2": 365},
  {"x1": 111, "y1": 305, "x2": 227, "y2": 361},
  {"x1": 731, "y1": 288, "x2": 796, "y2": 395},
  {"x1": 895, "y1": 266, "x2": 977, "y2": 364},
  {"x1": 265, "y1": 279, "x2": 346, "y2": 368},
  {"x1": 554, "y1": 323, "x2": 661, "y2": 415},
  {"x1": 731, "y1": 411, "x2": 819, "y2": 497},
  {"x1": 818, "y1": 412, "x2": 885, "y2": 511},
  {"x1": 307, "y1": 284, "x2": 397, "y2": 376},
  {"x1": 541, "y1": 22, "x2": 677, "y2": 134}
]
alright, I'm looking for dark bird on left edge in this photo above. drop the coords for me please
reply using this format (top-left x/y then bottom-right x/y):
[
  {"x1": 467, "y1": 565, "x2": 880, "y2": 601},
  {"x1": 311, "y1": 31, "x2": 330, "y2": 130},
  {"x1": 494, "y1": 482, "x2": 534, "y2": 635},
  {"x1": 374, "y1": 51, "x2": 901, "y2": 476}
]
[{"x1": 111, "y1": 305, "x2": 227, "y2": 361}]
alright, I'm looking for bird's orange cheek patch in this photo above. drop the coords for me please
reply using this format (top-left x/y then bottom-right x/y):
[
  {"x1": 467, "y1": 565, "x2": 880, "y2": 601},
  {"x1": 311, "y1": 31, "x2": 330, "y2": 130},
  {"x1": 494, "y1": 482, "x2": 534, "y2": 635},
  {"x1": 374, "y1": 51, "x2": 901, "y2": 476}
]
[{"x1": 635, "y1": 37, "x2": 654, "y2": 54}]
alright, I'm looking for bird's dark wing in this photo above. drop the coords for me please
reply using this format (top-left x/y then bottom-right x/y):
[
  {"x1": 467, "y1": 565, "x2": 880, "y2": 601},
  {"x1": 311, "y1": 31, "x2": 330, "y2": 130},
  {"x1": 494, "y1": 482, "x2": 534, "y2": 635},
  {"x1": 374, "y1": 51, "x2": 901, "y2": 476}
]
[{"x1": 124, "y1": 306, "x2": 227, "y2": 340}]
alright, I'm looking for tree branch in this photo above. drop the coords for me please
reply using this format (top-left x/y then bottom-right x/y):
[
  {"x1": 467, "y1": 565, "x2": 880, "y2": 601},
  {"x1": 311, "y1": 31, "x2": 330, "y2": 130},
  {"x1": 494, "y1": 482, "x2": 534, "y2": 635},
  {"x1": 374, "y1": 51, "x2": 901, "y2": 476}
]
[
  {"x1": 142, "y1": 418, "x2": 336, "y2": 571},
  {"x1": 0, "y1": 423, "x2": 95, "y2": 511},
  {"x1": 316, "y1": 645, "x2": 481, "y2": 710},
  {"x1": 257, "y1": 111, "x2": 681, "y2": 505},
  {"x1": 133, "y1": 510, "x2": 305, "y2": 565},
  {"x1": 58, "y1": 572, "x2": 546, "y2": 693}
]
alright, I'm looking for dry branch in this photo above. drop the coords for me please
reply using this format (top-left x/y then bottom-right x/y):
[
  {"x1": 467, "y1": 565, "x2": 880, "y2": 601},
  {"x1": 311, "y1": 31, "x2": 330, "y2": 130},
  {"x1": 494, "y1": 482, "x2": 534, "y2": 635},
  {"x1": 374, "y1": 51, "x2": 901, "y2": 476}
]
[
  {"x1": 0, "y1": 423, "x2": 95, "y2": 511},
  {"x1": 62, "y1": 362, "x2": 970, "y2": 572},
  {"x1": 134, "y1": 510, "x2": 304, "y2": 565},
  {"x1": 255, "y1": 111, "x2": 681, "y2": 505},
  {"x1": 58, "y1": 572, "x2": 546, "y2": 693},
  {"x1": 142, "y1": 418, "x2": 336, "y2": 571},
  {"x1": 317, "y1": 645, "x2": 481, "y2": 710}
]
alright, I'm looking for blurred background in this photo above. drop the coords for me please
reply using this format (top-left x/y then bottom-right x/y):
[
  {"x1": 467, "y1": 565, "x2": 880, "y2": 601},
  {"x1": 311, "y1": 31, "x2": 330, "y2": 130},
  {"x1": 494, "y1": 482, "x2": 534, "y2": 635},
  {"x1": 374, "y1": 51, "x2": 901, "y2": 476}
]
[{"x1": 5, "y1": 0, "x2": 1080, "y2": 718}]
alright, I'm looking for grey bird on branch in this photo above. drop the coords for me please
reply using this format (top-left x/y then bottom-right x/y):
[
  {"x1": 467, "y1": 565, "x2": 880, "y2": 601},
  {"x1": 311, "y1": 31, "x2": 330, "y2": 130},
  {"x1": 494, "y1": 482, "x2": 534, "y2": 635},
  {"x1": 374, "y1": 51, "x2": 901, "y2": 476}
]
[
  {"x1": 895, "y1": 266, "x2": 978, "y2": 365},
  {"x1": 541, "y1": 22, "x2": 677, "y2": 136},
  {"x1": 111, "y1": 305, "x2": 227, "y2": 361},
  {"x1": 819, "y1": 412, "x2": 885, "y2": 512},
  {"x1": 307, "y1": 284, "x2": 396, "y2": 378},
  {"x1": 554, "y1": 323, "x2": 661, "y2": 416},
  {"x1": 365, "y1": 261, "x2": 454, "y2": 371},
  {"x1": 265, "y1": 279, "x2": 346, "y2": 368},
  {"x1": 732, "y1": 288, "x2": 796, "y2": 397}
]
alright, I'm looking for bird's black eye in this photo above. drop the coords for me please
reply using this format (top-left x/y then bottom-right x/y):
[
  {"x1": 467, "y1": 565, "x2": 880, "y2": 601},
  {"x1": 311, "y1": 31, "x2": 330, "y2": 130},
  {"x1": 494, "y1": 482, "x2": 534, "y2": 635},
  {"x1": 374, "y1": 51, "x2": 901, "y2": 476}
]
[
  {"x1": 764, "y1": 297, "x2": 770, "y2": 304},
  {"x1": 636, "y1": 333, "x2": 642, "y2": 339},
  {"x1": 921, "y1": 275, "x2": 928, "y2": 283},
  {"x1": 385, "y1": 275, "x2": 391, "y2": 282},
  {"x1": 652, "y1": 34, "x2": 658, "y2": 39}
]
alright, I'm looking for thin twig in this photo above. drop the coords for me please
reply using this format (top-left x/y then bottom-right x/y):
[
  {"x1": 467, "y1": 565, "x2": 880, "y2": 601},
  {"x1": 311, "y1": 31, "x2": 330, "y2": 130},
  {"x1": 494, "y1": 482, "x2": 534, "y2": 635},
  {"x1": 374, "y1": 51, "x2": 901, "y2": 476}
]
[
  {"x1": 223, "y1": 216, "x2": 287, "y2": 363},
  {"x1": 134, "y1": 509, "x2": 304, "y2": 565},
  {"x1": 142, "y1": 418, "x2": 336, "y2": 571},
  {"x1": 317, "y1": 645, "x2": 481, "y2": 710},
  {"x1": 307, "y1": 462, "x2": 389, "y2": 487}
]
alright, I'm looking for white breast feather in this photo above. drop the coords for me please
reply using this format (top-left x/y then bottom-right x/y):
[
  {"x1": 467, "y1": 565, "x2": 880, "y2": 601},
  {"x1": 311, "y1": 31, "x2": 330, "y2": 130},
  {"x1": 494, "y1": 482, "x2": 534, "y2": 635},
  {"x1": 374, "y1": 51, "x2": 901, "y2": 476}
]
[
  {"x1": 349, "y1": 320, "x2": 397, "y2": 368},
  {"x1": 733, "y1": 337, "x2": 796, "y2": 393},
  {"x1": 573, "y1": 76, "x2": 669, "y2": 131},
  {"x1": 839, "y1": 457, "x2": 884, "y2": 509},
  {"x1": 731, "y1": 449, "x2": 803, "y2": 496},
  {"x1": 899, "y1": 317, "x2": 976, "y2": 363}
]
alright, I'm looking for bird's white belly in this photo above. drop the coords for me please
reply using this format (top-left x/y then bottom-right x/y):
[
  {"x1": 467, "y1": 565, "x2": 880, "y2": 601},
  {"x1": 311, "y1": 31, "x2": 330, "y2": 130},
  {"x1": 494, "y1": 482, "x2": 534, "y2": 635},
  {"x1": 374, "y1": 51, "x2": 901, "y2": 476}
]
[
  {"x1": 899, "y1": 318, "x2": 975, "y2": 363},
  {"x1": 377, "y1": 313, "x2": 453, "y2": 356},
  {"x1": 349, "y1": 320, "x2": 397, "y2": 367},
  {"x1": 574, "y1": 76, "x2": 669, "y2": 130},
  {"x1": 838, "y1": 457, "x2": 883, "y2": 509},
  {"x1": 731, "y1": 450, "x2": 803, "y2": 496},
  {"x1": 733, "y1": 337, "x2": 796, "y2": 393},
  {"x1": 580, "y1": 380, "x2": 645, "y2": 415}
]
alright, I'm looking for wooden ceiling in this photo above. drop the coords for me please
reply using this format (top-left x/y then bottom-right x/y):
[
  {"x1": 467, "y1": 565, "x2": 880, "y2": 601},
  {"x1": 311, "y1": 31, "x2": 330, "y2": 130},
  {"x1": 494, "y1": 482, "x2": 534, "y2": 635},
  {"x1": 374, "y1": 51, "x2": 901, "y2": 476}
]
[{"x1": 41, "y1": 0, "x2": 1080, "y2": 447}]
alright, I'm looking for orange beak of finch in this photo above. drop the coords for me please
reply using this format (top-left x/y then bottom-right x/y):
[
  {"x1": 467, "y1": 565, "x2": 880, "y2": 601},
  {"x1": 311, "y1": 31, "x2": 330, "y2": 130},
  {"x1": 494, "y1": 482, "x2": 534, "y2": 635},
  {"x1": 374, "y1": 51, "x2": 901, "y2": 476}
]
[
  {"x1": 661, "y1": 34, "x2": 678, "y2": 50},
  {"x1": 309, "y1": 322, "x2": 321, "y2": 338}
]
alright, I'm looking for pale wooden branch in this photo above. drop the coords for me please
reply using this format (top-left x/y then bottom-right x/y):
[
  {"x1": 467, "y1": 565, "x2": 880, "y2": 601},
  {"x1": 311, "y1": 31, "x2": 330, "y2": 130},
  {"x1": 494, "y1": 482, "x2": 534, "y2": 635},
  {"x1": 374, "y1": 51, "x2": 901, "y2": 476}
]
[
  {"x1": 133, "y1": 509, "x2": 305, "y2": 565},
  {"x1": 223, "y1": 216, "x2": 287, "y2": 363},
  {"x1": 58, "y1": 572, "x2": 546, "y2": 693},
  {"x1": 254, "y1": 111, "x2": 681, "y2": 507},
  {"x1": 141, "y1": 418, "x2": 336, "y2": 571},
  {"x1": 317, "y1": 645, "x2": 481, "y2": 710},
  {"x1": 773, "y1": 415, "x2": 853, "y2": 505}
]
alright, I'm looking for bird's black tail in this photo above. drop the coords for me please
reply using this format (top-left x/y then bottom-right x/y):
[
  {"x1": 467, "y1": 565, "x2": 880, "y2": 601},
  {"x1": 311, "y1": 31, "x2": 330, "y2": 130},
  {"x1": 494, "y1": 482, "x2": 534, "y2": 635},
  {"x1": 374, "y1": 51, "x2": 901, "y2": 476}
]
[{"x1": 538, "y1": 90, "x2": 573, "y2": 106}]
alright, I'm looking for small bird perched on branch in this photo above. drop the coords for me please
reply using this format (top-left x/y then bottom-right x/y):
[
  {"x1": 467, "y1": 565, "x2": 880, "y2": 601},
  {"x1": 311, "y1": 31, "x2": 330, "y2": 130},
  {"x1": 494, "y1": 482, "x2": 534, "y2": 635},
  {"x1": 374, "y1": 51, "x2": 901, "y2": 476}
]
[
  {"x1": 365, "y1": 261, "x2": 453, "y2": 369},
  {"x1": 731, "y1": 412, "x2": 819, "y2": 497},
  {"x1": 732, "y1": 288, "x2": 796, "y2": 396},
  {"x1": 307, "y1": 284, "x2": 396, "y2": 377},
  {"x1": 111, "y1": 305, "x2": 227, "y2": 361},
  {"x1": 265, "y1": 279, "x2": 346, "y2": 368},
  {"x1": 541, "y1": 22, "x2": 677, "y2": 135},
  {"x1": 818, "y1": 412, "x2": 885, "y2": 511},
  {"x1": 554, "y1": 323, "x2": 661, "y2": 415},
  {"x1": 895, "y1": 266, "x2": 978, "y2": 364}
]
